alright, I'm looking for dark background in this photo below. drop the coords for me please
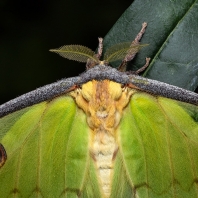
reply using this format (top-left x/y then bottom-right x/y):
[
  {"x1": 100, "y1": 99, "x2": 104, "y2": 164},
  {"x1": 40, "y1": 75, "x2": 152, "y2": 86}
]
[{"x1": 0, "y1": 0, "x2": 132, "y2": 104}]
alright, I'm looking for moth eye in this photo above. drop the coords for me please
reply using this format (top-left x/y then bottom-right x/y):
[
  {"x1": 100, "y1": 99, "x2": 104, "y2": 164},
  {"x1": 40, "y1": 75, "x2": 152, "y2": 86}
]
[
  {"x1": 78, "y1": 85, "x2": 82, "y2": 89},
  {"x1": 121, "y1": 84, "x2": 125, "y2": 88},
  {"x1": 0, "y1": 143, "x2": 7, "y2": 168},
  {"x1": 76, "y1": 88, "x2": 81, "y2": 95},
  {"x1": 122, "y1": 87, "x2": 128, "y2": 93}
]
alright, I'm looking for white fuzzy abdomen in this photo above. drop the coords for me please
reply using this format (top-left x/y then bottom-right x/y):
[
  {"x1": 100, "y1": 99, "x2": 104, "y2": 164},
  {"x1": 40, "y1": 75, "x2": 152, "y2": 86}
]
[{"x1": 92, "y1": 132, "x2": 117, "y2": 197}]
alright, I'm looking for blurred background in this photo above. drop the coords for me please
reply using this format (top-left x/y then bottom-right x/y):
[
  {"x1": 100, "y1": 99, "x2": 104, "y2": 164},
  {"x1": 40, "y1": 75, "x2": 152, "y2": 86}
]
[{"x1": 0, "y1": 0, "x2": 132, "y2": 104}]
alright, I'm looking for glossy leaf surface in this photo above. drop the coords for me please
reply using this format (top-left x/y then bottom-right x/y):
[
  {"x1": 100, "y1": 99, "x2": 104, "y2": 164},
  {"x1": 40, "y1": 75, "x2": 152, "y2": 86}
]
[{"x1": 103, "y1": 0, "x2": 198, "y2": 90}]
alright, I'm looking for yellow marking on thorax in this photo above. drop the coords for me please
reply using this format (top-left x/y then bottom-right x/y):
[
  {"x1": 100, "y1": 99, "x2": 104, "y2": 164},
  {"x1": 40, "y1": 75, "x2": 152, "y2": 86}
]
[{"x1": 70, "y1": 80, "x2": 135, "y2": 197}]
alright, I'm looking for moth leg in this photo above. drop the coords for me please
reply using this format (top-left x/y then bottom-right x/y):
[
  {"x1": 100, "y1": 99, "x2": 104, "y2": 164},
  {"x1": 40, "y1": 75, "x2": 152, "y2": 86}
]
[
  {"x1": 133, "y1": 22, "x2": 147, "y2": 45},
  {"x1": 118, "y1": 60, "x2": 128, "y2": 72},
  {"x1": 96, "y1": 37, "x2": 103, "y2": 60},
  {"x1": 86, "y1": 37, "x2": 103, "y2": 69},
  {"x1": 134, "y1": 57, "x2": 150, "y2": 74},
  {"x1": 125, "y1": 57, "x2": 150, "y2": 75},
  {"x1": 86, "y1": 59, "x2": 96, "y2": 69},
  {"x1": 118, "y1": 22, "x2": 147, "y2": 72}
]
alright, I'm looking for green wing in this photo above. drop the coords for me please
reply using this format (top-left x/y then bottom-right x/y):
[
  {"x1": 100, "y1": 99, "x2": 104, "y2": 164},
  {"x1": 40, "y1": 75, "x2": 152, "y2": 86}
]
[
  {"x1": 0, "y1": 91, "x2": 198, "y2": 198},
  {"x1": 113, "y1": 92, "x2": 198, "y2": 197},
  {"x1": 0, "y1": 95, "x2": 103, "y2": 197}
]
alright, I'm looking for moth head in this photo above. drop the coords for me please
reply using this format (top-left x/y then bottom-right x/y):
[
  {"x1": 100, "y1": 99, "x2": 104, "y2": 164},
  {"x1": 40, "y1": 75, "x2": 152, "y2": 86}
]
[{"x1": 49, "y1": 38, "x2": 148, "y2": 70}]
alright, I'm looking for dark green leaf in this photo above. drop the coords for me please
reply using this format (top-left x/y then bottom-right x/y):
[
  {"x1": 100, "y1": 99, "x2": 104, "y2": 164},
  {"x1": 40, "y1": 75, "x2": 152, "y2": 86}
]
[{"x1": 103, "y1": 0, "x2": 198, "y2": 91}]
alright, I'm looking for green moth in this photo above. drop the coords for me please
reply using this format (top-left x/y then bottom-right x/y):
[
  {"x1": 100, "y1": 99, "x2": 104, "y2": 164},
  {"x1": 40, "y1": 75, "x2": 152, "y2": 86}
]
[{"x1": 0, "y1": 23, "x2": 198, "y2": 198}]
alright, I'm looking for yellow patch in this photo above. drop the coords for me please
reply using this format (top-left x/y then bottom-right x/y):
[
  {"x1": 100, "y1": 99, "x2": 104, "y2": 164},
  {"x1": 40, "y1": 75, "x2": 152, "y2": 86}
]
[{"x1": 70, "y1": 80, "x2": 135, "y2": 135}]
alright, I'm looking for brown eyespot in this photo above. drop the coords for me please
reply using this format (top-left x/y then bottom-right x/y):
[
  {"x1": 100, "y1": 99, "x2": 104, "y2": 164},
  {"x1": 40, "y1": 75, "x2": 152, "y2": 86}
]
[{"x1": 0, "y1": 143, "x2": 7, "y2": 168}]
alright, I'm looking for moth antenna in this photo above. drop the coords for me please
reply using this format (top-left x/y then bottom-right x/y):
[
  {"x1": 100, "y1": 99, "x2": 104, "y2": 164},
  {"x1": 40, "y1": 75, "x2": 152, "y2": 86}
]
[{"x1": 118, "y1": 22, "x2": 147, "y2": 71}]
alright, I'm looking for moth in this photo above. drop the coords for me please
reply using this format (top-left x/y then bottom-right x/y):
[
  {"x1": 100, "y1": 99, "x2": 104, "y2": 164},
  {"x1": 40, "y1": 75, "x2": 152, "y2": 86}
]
[{"x1": 0, "y1": 23, "x2": 198, "y2": 198}]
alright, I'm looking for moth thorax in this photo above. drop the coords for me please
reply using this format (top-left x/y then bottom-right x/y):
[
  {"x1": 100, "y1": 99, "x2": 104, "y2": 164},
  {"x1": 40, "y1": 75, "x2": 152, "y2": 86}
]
[{"x1": 70, "y1": 80, "x2": 133, "y2": 135}]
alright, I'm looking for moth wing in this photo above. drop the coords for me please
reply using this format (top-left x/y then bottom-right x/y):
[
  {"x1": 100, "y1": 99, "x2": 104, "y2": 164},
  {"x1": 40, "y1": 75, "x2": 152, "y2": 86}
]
[
  {"x1": 0, "y1": 95, "x2": 103, "y2": 197},
  {"x1": 112, "y1": 91, "x2": 198, "y2": 197}
]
